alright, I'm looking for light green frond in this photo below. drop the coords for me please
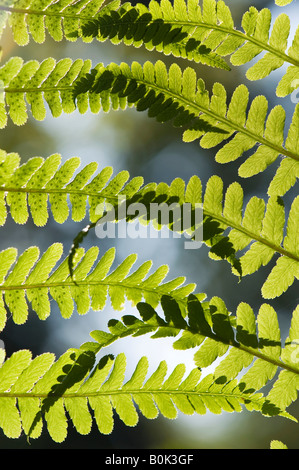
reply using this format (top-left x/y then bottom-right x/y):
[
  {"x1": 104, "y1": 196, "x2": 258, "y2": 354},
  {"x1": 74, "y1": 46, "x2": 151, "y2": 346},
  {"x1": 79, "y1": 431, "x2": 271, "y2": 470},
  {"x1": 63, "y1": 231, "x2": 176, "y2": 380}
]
[
  {"x1": 0, "y1": 243, "x2": 198, "y2": 330},
  {"x1": 275, "y1": 0, "x2": 294, "y2": 5},
  {"x1": 89, "y1": 294, "x2": 299, "y2": 417},
  {"x1": 1, "y1": 58, "x2": 298, "y2": 194},
  {"x1": 72, "y1": 60, "x2": 299, "y2": 194},
  {"x1": 2, "y1": 1, "x2": 299, "y2": 96},
  {"x1": 0, "y1": 347, "x2": 281, "y2": 442},
  {"x1": 0, "y1": 0, "x2": 229, "y2": 69},
  {"x1": 0, "y1": 151, "x2": 144, "y2": 226}
]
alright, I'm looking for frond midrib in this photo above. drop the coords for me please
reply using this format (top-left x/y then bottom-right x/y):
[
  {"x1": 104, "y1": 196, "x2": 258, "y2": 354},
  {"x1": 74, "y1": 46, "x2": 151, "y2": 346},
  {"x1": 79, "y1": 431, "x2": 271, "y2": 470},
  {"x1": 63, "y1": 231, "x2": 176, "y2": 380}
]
[
  {"x1": 0, "y1": 279, "x2": 191, "y2": 306},
  {"x1": 0, "y1": 387, "x2": 262, "y2": 402},
  {"x1": 2, "y1": 5, "x2": 299, "y2": 69}
]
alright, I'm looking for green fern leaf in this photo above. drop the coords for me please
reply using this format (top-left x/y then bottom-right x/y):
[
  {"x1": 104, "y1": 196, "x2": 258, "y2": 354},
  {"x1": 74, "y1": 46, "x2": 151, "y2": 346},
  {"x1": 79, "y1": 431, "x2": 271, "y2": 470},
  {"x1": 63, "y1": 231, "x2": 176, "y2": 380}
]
[
  {"x1": 270, "y1": 440, "x2": 288, "y2": 449},
  {"x1": 275, "y1": 0, "x2": 294, "y2": 5},
  {"x1": 0, "y1": 151, "x2": 146, "y2": 226},
  {"x1": 0, "y1": 243, "x2": 198, "y2": 330},
  {"x1": 0, "y1": 347, "x2": 278, "y2": 441},
  {"x1": 0, "y1": 0, "x2": 229, "y2": 69},
  {"x1": 57, "y1": 166, "x2": 298, "y2": 297},
  {"x1": 90, "y1": 294, "x2": 299, "y2": 416},
  {"x1": 1, "y1": 57, "x2": 299, "y2": 193},
  {"x1": 3, "y1": 1, "x2": 299, "y2": 96},
  {"x1": 71, "y1": 60, "x2": 299, "y2": 193}
]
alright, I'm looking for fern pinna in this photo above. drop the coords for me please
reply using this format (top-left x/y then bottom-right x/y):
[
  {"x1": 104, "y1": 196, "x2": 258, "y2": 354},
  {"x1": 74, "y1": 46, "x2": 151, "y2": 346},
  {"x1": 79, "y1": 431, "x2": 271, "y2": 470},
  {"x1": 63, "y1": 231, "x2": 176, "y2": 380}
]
[
  {"x1": 1, "y1": 152, "x2": 298, "y2": 301},
  {"x1": 0, "y1": 0, "x2": 298, "y2": 448},
  {"x1": 1, "y1": 57, "x2": 299, "y2": 195},
  {"x1": 1, "y1": 0, "x2": 299, "y2": 97}
]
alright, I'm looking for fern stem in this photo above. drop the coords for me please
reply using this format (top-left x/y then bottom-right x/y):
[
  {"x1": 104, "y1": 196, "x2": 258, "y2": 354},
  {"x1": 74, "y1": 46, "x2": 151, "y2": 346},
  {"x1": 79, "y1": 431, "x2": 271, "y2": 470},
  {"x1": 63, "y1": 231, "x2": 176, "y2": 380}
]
[
  {"x1": 0, "y1": 279, "x2": 190, "y2": 306},
  {"x1": 0, "y1": 388, "x2": 263, "y2": 402}
]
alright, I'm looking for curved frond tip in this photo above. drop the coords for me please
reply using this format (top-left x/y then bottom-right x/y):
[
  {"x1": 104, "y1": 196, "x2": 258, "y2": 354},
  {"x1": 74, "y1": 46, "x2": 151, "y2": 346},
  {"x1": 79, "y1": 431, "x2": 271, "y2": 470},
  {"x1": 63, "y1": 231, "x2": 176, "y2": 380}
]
[{"x1": 0, "y1": 242, "x2": 199, "y2": 330}]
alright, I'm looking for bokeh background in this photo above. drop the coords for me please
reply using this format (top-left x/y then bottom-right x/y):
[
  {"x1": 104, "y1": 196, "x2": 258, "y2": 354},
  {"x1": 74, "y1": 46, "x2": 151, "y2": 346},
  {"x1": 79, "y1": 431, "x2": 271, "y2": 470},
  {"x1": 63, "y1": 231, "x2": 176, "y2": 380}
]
[{"x1": 0, "y1": 0, "x2": 298, "y2": 449}]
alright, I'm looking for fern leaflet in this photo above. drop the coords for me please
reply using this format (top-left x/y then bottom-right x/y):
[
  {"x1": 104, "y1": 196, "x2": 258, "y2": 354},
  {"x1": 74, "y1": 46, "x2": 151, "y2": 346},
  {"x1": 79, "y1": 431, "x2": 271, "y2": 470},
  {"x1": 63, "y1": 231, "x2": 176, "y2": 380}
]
[
  {"x1": 0, "y1": 347, "x2": 289, "y2": 442},
  {"x1": 73, "y1": 60, "x2": 299, "y2": 194},
  {"x1": 1, "y1": 57, "x2": 298, "y2": 193},
  {"x1": 2, "y1": 0, "x2": 299, "y2": 96},
  {"x1": 89, "y1": 295, "x2": 299, "y2": 416},
  {"x1": 0, "y1": 243, "x2": 200, "y2": 330}
]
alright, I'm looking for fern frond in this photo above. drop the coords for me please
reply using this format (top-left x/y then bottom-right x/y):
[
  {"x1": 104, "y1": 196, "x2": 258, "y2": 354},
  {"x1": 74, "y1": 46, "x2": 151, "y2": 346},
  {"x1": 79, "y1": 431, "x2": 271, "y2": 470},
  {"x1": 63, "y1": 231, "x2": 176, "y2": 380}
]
[
  {"x1": 0, "y1": 150, "x2": 145, "y2": 226},
  {"x1": 0, "y1": 57, "x2": 93, "y2": 128},
  {"x1": 0, "y1": 0, "x2": 229, "y2": 69},
  {"x1": 275, "y1": 0, "x2": 294, "y2": 5},
  {"x1": 0, "y1": 243, "x2": 200, "y2": 330},
  {"x1": 90, "y1": 295, "x2": 299, "y2": 416},
  {"x1": 1, "y1": 57, "x2": 298, "y2": 193},
  {"x1": 270, "y1": 440, "x2": 288, "y2": 449},
  {"x1": 79, "y1": 2, "x2": 229, "y2": 69},
  {"x1": 68, "y1": 171, "x2": 299, "y2": 298},
  {"x1": 200, "y1": 177, "x2": 299, "y2": 298},
  {"x1": 72, "y1": 60, "x2": 299, "y2": 194},
  {"x1": 2, "y1": 1, "x2": 299, "y2": 96},
  {"x1": 0, "y1": 347, "x2": 286, "y2": 442}
]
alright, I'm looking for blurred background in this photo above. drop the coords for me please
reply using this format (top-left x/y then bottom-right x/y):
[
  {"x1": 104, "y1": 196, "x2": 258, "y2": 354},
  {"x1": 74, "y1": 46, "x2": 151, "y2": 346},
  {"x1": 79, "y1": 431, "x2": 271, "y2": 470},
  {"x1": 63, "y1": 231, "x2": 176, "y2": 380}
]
[{"x1": 0, "y1": 0, "x2": 298, "y2": 449}]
